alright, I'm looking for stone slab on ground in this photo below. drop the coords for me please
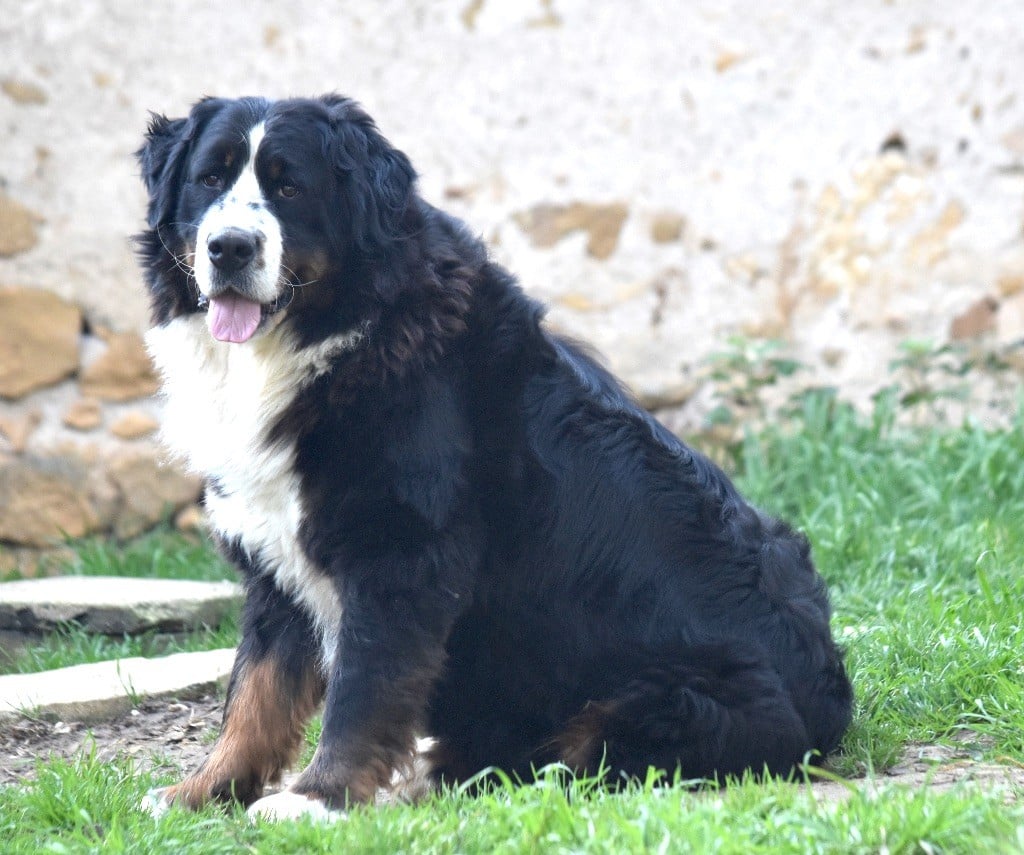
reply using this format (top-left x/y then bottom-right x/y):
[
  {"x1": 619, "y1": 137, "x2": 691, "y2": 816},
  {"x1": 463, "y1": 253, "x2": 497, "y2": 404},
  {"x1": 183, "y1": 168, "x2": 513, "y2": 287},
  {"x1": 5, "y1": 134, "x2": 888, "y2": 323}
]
[
  {"x1": 0, "y1": 576, "x2": 241, "y2": 634},
  {"x1": 0, "y1": 647, "x2": 236, "y2": 724}
]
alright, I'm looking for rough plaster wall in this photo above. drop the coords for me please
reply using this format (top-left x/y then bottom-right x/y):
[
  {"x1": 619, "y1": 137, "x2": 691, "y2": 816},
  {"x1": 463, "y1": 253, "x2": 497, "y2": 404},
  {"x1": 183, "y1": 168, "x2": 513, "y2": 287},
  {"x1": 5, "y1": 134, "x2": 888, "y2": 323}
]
[{"x1": 2, "y1": 0, "x2": 1022, "y2": 410}]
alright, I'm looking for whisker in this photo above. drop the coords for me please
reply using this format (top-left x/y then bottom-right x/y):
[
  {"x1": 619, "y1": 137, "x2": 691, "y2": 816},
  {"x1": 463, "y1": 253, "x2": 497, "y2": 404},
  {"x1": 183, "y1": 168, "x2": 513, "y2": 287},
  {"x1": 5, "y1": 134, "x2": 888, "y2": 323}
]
[
  {"x1": 277, "y1": 261, "x2": 321, "y2": 290},
  {"x1": 155, "y1": 225, "x2": 203, "y2": 303},
  {"x1": 156, "y1": 231, "x2": 195, "y2": 278}
]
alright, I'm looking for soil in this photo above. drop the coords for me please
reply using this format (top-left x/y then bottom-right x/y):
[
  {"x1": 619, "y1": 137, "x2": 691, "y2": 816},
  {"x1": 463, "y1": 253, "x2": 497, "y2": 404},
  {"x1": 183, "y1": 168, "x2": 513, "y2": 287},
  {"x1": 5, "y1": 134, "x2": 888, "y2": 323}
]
[
  {"x1": 0, "y1": 695, "x2": 225, "y2": 787},
  {"x1": 2, "y1": 697, "x2": 1022, "y2": 803}
]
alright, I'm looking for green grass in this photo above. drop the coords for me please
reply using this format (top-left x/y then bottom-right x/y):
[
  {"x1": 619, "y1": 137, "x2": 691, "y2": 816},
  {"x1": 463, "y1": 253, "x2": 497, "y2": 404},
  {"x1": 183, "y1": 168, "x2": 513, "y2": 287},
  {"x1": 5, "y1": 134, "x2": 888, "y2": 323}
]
[
  {"x1": 0, "y1": 753, "x2": 1020, "y2": 854},
  {"x1": 59, "y1": 530, "x2": 235, "y2": 582},
  {"x1": 2, "y1": 392, "x2": 1024, "y2": 849},
  {"x1": 734, "y1": 391, "x2": 1024, "y2": 774},
  {"x1": 0, "y1": 616, "x2": 240, "y2": 676}
]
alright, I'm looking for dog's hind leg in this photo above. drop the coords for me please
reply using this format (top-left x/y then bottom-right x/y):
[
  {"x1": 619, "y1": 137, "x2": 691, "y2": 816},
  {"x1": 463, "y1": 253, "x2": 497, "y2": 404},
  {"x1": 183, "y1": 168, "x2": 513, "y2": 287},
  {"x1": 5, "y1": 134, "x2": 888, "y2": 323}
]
[{"x1": 556, "y1": 643, "x2": 814, "y2": 785}]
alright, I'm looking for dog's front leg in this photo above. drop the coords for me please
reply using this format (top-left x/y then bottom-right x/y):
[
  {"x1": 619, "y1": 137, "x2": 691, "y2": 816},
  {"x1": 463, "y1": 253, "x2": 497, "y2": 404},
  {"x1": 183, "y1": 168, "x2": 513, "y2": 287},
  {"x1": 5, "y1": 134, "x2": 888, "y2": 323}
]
[
  {"x1": 151, "y1": 574, "x2": 326, "y2": 811},
  {"x1": 288, "y1": 560, "x2": 467, "y2": 811}
]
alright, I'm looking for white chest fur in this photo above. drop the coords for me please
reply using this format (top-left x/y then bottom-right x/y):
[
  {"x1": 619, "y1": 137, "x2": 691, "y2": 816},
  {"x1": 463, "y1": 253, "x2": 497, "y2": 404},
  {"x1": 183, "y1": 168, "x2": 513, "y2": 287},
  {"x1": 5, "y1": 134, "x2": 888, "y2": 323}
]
[{"x1": 146, "y1": 314, "x2": 363, "y2": 666}]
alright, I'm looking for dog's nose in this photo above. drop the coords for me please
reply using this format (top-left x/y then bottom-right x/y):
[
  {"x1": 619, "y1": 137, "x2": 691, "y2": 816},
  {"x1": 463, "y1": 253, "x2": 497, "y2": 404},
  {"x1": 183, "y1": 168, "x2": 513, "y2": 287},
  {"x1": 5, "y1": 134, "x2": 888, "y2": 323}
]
[{"x1": 207, "y1": 228, "x2": 260, "y2": 272}]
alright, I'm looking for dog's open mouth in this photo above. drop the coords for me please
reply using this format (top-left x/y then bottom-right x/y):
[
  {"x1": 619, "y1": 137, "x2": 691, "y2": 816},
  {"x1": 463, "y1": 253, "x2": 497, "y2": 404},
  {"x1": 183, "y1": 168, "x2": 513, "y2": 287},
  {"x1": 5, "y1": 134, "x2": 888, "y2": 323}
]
[{"x1": 199, "y1": 288, "x2": 294, "y2": 343}]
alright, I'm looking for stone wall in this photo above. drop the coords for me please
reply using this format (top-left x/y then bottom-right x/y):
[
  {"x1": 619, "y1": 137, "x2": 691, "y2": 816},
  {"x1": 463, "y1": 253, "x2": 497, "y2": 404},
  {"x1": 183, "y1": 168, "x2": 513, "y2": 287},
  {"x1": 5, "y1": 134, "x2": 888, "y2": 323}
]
[
  {"x1": 2, "y1": 1, "x2": 1023, "y2": 564},
  {"x1": 0, "y1": 287, "x2": 200, "y2": 572}
]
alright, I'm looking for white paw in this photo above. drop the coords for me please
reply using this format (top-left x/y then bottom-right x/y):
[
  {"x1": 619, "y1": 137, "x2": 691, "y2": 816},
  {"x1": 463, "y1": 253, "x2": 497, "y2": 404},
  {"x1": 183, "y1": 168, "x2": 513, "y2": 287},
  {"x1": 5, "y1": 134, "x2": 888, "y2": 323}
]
[
  {"x1": 140, "y1": 787, "x2": 172, "y2": 818},
  {"x1": 247, "y1": 790, "x2": 346, "y2": 823}
]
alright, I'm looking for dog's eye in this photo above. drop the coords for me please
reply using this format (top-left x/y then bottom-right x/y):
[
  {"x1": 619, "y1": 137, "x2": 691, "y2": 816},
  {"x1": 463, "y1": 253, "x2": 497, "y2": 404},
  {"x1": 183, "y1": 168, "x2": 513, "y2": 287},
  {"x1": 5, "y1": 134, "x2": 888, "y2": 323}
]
[
  {"x1": 201, "y1": 174, "x2": 223, "y2": 189},
  {"x1": 278, "y1": 184, "x2": 299, "y2": 199}
]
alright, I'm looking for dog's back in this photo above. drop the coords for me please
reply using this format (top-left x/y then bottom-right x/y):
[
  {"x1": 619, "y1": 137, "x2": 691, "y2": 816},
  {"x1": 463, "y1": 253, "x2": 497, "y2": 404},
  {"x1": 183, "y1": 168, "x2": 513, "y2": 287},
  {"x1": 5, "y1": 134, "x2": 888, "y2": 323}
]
[{"x1": 429, "y1": 290, "x2": 852, "y2": 781}]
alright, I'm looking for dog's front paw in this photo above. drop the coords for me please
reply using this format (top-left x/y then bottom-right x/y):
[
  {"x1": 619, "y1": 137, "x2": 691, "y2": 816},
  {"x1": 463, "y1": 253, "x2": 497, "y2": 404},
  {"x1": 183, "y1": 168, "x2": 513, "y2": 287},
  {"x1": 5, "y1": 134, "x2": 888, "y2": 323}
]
[
  {"x1": 140, "y1": 787, "x2": 173, "y2": 818},
  {"x1": 139, "y1": 771, "x2": 260, "y2": 815},
  {"x1": 139, "y1": 782, "x2": 205, "y2": 816},
  {"x1": 247, "y1": 790, "x2": 346, "y2": 823}
]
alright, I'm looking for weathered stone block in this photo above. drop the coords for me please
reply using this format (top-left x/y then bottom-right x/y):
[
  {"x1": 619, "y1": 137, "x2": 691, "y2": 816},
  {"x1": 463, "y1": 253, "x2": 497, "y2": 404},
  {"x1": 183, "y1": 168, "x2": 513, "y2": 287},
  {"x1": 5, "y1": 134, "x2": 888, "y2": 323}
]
[
  {"x1": 0, "y1": 576, "x2": 241, "y2": 635},
  {"x1": 79, "y1": 331, "x2": 160, "y2": 402},
  {"x1": 0, "y1": 455, "x2": 99, "y2": 547},
  {"x1": 0, "y1": 287, "x2": 80, "y2": 399},
  {"x1": 0, "y1": 648, "x2": 236, "y2": 723},
  {"x1": 0, "y1": 194, "x2": 41, "y2": 258}
]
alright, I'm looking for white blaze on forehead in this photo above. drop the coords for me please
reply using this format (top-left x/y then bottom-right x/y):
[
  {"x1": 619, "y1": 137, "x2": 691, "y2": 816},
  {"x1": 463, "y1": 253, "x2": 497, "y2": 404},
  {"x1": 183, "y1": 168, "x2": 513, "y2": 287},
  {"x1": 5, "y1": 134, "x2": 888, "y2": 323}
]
[
  {"x1": 230, "y1": 123, "x2": 267, "y2": 207},
  {"x1": 193, "y1": 121, "x2": 284, "y2": 307}
]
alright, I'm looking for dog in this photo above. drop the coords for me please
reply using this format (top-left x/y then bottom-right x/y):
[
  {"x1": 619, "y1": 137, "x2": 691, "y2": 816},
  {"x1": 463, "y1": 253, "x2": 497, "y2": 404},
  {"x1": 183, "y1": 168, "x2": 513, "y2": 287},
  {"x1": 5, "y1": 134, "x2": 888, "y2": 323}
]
[{"x1": 136, "y1": 94, "x2": 852, "y2": 820}]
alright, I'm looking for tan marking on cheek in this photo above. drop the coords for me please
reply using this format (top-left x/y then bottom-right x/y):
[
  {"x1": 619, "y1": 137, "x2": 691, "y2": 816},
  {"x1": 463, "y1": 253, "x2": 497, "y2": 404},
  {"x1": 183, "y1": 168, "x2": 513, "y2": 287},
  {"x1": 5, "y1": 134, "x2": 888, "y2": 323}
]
[{"x1": 286, "y1": 250, "x2": 330, "y2": 286}]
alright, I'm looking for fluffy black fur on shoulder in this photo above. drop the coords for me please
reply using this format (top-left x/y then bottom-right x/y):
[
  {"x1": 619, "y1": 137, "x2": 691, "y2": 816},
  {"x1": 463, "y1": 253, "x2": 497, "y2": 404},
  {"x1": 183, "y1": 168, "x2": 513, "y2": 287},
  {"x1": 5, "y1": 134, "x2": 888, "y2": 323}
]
[{"x1": 136, "y1": 94, "x2": 852, "y2": 813}]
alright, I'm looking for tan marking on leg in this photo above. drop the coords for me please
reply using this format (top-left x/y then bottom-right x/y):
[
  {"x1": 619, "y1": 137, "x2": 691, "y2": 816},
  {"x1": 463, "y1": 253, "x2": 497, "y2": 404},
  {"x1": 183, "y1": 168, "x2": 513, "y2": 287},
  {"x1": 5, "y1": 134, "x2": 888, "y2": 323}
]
[
  {"x1": 557, "y1": 700, "x2": 618, "y2": 773},
  {"x1": 164, "y1": 657, "x2": 324, "y2": 809}
]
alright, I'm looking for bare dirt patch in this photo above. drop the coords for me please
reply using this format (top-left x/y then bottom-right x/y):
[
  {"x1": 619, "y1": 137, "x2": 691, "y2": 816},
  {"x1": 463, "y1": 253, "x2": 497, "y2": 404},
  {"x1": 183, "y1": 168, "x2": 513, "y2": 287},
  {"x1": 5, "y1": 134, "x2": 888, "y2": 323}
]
[
  {"x1": 0, "y1": 694, "x2": 224, "y2": 786},
  {"x1": 811, "y1": 739, "x2": 1024, "y2": 803},
  {"x1": 2, "y1": 698, "x2": 1022, "y2": 800}
]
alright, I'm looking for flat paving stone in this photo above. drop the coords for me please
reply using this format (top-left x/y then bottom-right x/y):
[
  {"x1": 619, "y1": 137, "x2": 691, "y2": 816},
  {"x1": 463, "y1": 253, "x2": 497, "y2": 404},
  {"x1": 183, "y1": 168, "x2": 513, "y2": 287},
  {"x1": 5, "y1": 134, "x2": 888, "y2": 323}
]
[
  {"x1": 0, "y1": 647, "x2": 236, "y2": 723},
  {"x1": 0, "y1": 576, "x2": 241, "y2": 634}
]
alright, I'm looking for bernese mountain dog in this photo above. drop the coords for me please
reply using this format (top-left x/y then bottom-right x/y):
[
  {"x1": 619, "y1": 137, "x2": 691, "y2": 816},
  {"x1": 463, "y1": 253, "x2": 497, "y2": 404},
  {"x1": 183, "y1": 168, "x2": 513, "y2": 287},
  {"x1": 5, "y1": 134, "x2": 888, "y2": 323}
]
[{"x1": 136, "y1": 94, "x2": 852, "y2": 820}]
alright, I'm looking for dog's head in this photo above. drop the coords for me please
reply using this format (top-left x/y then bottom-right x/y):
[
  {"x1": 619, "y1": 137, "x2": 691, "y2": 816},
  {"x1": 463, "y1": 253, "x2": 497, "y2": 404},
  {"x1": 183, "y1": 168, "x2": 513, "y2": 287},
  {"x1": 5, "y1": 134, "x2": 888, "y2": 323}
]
[{"x1": 137, "y1": 95, "x2": 416, "y2": 341}]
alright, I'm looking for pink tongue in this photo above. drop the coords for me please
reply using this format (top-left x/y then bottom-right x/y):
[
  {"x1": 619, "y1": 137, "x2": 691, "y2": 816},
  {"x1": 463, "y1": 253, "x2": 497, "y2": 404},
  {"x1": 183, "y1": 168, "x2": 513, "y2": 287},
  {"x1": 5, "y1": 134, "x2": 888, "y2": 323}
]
[{"x1": 208, "y1": 293, "x2": 262, "y2": 343}]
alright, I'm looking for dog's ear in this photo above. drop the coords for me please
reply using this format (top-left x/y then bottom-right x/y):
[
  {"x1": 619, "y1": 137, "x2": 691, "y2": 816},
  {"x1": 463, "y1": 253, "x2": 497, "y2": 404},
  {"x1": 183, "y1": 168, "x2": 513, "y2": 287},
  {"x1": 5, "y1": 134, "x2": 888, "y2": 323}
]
[
  {"x1": 324, "y1": 98, "x2": 417, "y2": 256},
  {"x1": 136, "y1": 113, "x2": 190, "y2": 228},
  {"x1": 137, "y1": 99, "x2": 228, "y2": 228}
]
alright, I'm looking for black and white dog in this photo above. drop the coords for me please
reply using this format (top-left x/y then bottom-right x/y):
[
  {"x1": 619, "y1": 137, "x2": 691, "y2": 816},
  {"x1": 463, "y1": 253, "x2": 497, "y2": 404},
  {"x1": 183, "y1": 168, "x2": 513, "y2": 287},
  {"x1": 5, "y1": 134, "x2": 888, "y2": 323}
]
[{"x1": 137, "y1": 95, "x2": 852, "y2": 820}]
